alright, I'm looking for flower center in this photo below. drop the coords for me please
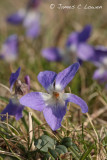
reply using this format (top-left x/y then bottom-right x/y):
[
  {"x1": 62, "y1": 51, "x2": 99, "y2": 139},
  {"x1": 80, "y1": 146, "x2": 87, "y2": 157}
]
[{"x1": 53, "y1": 92, "x2": 60, "y2": 99}]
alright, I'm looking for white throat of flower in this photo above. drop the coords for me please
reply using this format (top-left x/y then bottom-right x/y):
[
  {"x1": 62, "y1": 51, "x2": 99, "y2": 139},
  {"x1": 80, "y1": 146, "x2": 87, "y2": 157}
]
[
  {"x1": 42, "y1": 83, "x2": 67, "y2": 108},
  {"x1": 61, "y1": 45, "x2": 77, "y2": 64},
  {"x1": 11, "y1": 95, "x2": 20, "y2": 105},
  {"x1": 23, "y1": 10, "x2": 39, "y2": 27}
]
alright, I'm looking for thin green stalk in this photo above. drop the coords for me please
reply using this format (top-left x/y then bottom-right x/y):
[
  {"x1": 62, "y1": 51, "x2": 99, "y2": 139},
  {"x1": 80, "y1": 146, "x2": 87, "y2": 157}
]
[
  {"x1": 69, "y1": 146, "x2": 80, "y2": 160},
  {"x1": 80, "y1": 144, "x2": 95, "y2": 160}
]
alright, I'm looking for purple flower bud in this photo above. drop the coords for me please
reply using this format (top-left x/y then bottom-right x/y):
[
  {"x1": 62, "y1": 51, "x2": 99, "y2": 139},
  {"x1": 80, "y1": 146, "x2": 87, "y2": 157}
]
[
  {"x1": 24, "y1": 75, "x2": 30, "y2": 91},
  {"x1": 27, "y1": 0, "x2": 41, "y2": 9}
]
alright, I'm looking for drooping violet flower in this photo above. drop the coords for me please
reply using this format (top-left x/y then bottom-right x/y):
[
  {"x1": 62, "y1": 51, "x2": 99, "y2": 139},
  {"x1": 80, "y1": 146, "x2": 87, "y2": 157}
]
[
  {"x1": 1, "y1": 68, "x2": 30, "y2": 120},
  {"x1": 10, "y1": 67, "x2": 30, "y2": 96},
  {"x1": 20, "y1": 63, "x2": 88, "y2": 131},
  {"x1": 0, "y1": 35, "x2": 19, "y2": 62},
  {"x1": 7, "y1": 0, "x2": 41, "y2": 38},
  {"x1": 42, "y1": 25, "x2": 94, "y2": 64},
  {"x1": 1, "y1": 98, "x2": 24, "y2": 121},
  {"x1": 91, "y1": 46, "x2": 107, "y2": 82}
]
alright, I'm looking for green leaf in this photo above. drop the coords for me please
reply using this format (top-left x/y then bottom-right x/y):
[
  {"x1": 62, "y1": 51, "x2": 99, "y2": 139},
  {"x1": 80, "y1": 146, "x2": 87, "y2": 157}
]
[
  {"x1": 62, "y1": 137, "x2": 79, "y2": 152},
  {"x1": 55, "y1": 145, "x2": 68, "y2": 154},
  {"x1": 48, "y1": 149, "x2": 58, "y2": 159},
  {"x1": 62, "y1": 137, "x2": 80, "y2": 160},
  {"x1": 48, "y1": 145, "x2": 68, "y2": 159},
  {"x1": 62, "y1": 137, "x2": 72, "y2": 147},
  {"x1": 35, "y1": 135, "x2": 56, "y2": 152}
]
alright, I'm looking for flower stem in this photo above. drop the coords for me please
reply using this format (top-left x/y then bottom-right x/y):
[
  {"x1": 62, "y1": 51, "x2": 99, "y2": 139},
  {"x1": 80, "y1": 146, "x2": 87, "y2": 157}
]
[
  {"x1": 29, "y1": 112, "x2": 35, "y2": 150},
  {"x1": 9, "y1": 63, "x2": 14, "y2": 73}
]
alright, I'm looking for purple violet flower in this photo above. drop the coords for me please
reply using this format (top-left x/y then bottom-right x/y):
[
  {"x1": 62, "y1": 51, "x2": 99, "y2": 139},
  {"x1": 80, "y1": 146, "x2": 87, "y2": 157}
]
[
  {"x1": 19, "y1": 63, "x2": 88, "y2": 131},
  {"x1": 7, "y1": 0, "x2": 41, "y2": 38},
  {"x1": 0, "y1": 35, "x2": 19, "y2": 62},
  {"x1": 92, "y1": 46, "x2": 107, "y2": 82},
  {"x1": 42, "y1": 25, "x2": 94, "y2": 64},
  {"x1": 23, "y1": 11, "x2": 40, "y2": 38},
  {"x1": 42, "y1": 48, "x2": 63, "y2": 62},
  {"x1": 1, "y1": 68, "x2": 30, "y2": 120},
  {"x1": 1, "y1": 98, "x2": 24, "y2": 121}
]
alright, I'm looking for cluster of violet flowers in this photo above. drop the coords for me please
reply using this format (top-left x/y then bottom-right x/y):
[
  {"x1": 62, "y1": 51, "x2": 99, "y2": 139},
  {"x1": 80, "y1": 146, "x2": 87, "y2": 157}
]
[
  {"x1": 0, "y1": 0, "x2": 107, "y2": 131},
  {"x1": 1, "y1": 63, "x2": 88, "y2": 131},
  {"x1": 0, "y1": 0, "x2": 41, "y2": 63},
  {"x1": 1, "y1": 67, "x2": 30, "y2": 120},
  {"x1": 42, "y1": 25, "x2": 107, "y2": 84},
  {"x1": 7, "y1": 0, "x2": 41, "y2": 38}
]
